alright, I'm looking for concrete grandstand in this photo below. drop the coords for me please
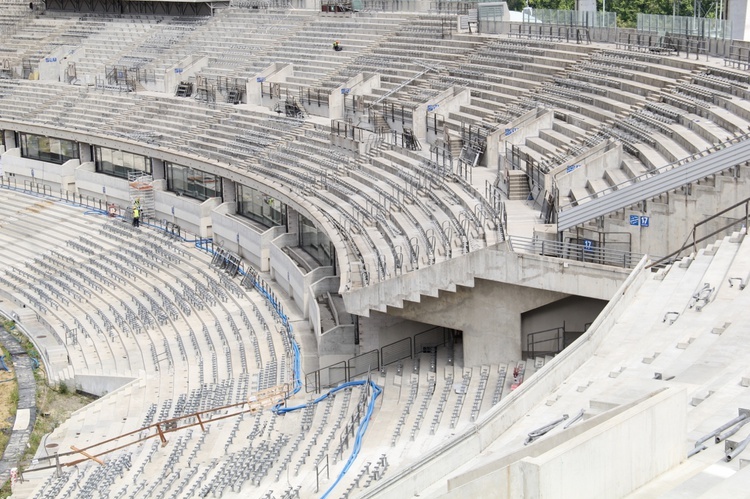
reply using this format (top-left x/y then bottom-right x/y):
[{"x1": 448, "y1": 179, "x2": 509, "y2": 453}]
[{"x1": 1, "y1": 0, "x2": 750, "y2": 497}]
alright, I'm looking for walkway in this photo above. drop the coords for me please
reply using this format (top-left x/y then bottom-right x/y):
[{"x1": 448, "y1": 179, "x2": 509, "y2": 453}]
[{"x1": 0, "y1": 326, "x2": 37, "y2": 485}]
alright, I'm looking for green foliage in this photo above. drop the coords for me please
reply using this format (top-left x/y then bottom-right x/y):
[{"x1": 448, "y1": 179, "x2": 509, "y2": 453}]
[
  {"x1": 57, "y1": 382, "x2": 69, "y2": 395},
  {"x1": 9, "y1": 385, "x2": 18, "y2": 406},
  {"x1": 506, "y1": 0, "x2": 701, "y2": 28},
  {"x1": 0, "y1": 477, "x2": 11, "y2": 498}
]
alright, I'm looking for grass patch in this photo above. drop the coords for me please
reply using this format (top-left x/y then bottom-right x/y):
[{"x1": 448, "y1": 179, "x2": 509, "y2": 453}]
[
  {"x1": 0, "y1": 342, "x2": 17, "y2": 498},
  {"x1": 0, "y1": 477, "x2": 11, "y2": 497},
  {"x1": 0, "y1": 314, "x2": 94, "y2": 495}
]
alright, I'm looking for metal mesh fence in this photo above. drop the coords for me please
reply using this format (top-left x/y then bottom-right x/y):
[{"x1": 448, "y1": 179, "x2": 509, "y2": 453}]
[
  {"x1": 348, "y1": 349, "x2": 379, "y2": 379},
  {"x1": 381, "y1": 337, "x2": 412, "y2": 366},
  {"x1": 637, "y1": 13, "x2": 730, "y2": 39}
]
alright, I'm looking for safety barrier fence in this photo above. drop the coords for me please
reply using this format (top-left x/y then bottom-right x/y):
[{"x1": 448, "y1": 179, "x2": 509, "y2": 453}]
[{"x1": 508, "y1": 235, "x2": 644, "y2": 269}]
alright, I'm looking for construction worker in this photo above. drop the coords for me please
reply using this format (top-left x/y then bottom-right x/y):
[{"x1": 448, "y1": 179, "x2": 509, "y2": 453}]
[
  {"x1": 132, "y1": 205, "x2": 140, "y2": 228},
  {"x1": 333, "y1": 40, "x2": 342, "y2": 52}
]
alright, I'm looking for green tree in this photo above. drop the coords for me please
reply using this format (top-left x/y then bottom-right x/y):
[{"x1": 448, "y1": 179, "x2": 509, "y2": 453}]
[{"x1": 512, "y1": 0, "x2": 698, "y2": 28}]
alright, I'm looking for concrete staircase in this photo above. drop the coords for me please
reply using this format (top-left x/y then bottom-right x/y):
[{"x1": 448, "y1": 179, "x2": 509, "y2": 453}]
[
  {"x1": 342, "y1": 243, "x2": 629, "y2": 317},
  {"x1": 506, "y1": 170, "x2": 530, "y2": 201}
]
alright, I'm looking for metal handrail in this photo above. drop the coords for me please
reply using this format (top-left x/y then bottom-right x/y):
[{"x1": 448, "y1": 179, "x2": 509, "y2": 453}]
[
  {"x1": 526, "y1": 326, "x2": 564, "y2": 358},
  {"x1": 648, "y1": 196, "x2": 750, "y2": 269},
  {"x1": 509, "y1": 235, "x2": 645, "y2": 269},
  {"x1": 556, "y1": 132, "x2": 750, "y2": 231}
]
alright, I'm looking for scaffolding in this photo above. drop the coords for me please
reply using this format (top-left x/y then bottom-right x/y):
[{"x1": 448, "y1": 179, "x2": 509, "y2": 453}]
[{"x1": 128, "y1": 173, "x2": 154, "y2": 219}]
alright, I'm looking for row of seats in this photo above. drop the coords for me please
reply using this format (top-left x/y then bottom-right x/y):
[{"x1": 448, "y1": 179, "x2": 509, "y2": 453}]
[{"x1": 0, "y1": 190, "x2": 400, "y2": 498}]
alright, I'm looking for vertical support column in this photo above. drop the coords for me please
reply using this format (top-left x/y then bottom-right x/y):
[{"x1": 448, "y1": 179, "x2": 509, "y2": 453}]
[
  {"x1": 78, "y1": 142, "x2": 92, "y2": 163},
  {"x1": 4, "y1": 130, "x2": 17, "y2": 149},
  {"x1": 151, "y1": 158, "x2": 165, "y2": 181},
  {"x1": 286, "y1": 207, "x2": 300, "y2": 242},
  {"x1": 222, "y1": 178, "x2": 237, "y2": 207},
  {"x1": 728, "y1": 0, "x2": 750, "y2": 42}
]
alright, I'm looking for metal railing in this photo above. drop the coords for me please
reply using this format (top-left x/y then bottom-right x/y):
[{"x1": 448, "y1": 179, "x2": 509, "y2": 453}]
[
  {"x1": 648, "y1": 196, "x2": 750, "y2": 269},
  {"x1": 526, "y1": 321, "x2": 591, "y2": 358},
  {"x1": 526, "y1": 326, "x2": 564, "y2": 358},
  {"x1": 556, "y1": 133, "x2": 750, "y2": 232},
  {"x1": 307, "y1": 326, "x2": 453, "y2": 393},
  {"x1": 637, "y1": 13, "x2": 730, "y2": 40},
  {"x1": 381, "y1": 336, "x2": 412, "y2": 367},
  {"x1": 530, "y1": 9, "x2": 616, "y2": 28},
  {"x1": 509, "y1": 235, "x2": 644, "y2": 269}
]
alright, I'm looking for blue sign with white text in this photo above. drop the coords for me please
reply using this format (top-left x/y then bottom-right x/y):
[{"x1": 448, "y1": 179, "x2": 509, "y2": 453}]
[
  {"x1": 640, "y1": 216, "x2": 650, "y2": 227},
  {"x1": 629, "y1": 215, "x2": 639, "y2": 226}
]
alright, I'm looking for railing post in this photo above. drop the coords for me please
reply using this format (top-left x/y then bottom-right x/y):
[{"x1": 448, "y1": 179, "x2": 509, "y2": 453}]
[{"x1": 692, "y1": 226, "x2": 697, "y2": 254}]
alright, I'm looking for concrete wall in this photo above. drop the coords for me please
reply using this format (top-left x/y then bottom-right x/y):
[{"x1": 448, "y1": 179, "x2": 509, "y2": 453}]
[
  {"x1": 362, "y1": 312, "x2": 444, "y2": 351},
  {"x1": 521, "y1": 295, "x2": 607, "y2": 353},
  {"x1": 441, "y1": 386, "x2": 687, "y2": 498},
  {"x1": 318, "y1": 325, "x2": 357, "y2": 358},
  {"x1": 153, "y1": 191, "x2": 221, "y2": 238},
  {"x1": 549, "y1": 140, "x2": 620, "y2": 195},
  {"x1": 415, "y1": 87, "x2": 471, "y2": 144},
  {"x1": 729, "y1": 0, "x2": 750, "y2": 42},
  {"x1": 1, "y1": 148, "x2": 78, "y2": 193},
  {"x1": 359, "y1": 257, "x2": 650, "y2": 499},
  {"x1": 74, "y1": 374, "x2": 136, "y2": 397},
  {"x1": 247, "y1": 63, "x2": 294, "y2": 106},
  {"x1": 591, "y1": 165, "x2": 750, "y2": 258},
  {"x1": 510, "y1": 387, "x2": 686, "y2": 498},
  {"x1": 389, "y1": 278, "x2": 566, "y2": 365},
  {"x1": 74, "y1": 164, "x2": 130, "y2": 205},
  {"x1": 269, "y1": 233, "x2": 334, "y2": 317},
  {"x1": 210, "y1": 203, "x2": 286, "y2": 271},
  {"x1": 340, "y1": 73, "x2": 380, "y2": 123},
  {"x1": 309, "y1": 276, "x2": 339, "y2": 337},
  {"x1": 163, "y1": 55, "x2": 208, "y2": 95},
  {"x1": 37, "y1": 46, "x2": 69, "y2": 82}
]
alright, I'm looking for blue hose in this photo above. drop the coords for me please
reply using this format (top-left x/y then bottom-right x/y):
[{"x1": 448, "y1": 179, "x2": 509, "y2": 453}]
[
  {"x1": 321, "y1": 380, "x2": 382, "y2": 499},
  {"x1": 83, "y1": 209, "x2": 110, "y2": 217},
  {"x1": 101, "y1": 216, "x2": 376, "y2": 496}
]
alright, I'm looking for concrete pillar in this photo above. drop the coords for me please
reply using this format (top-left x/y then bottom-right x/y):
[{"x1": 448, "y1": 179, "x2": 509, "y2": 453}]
[
  {"x1": 78, "y1": 142, "x2": 92, "y2": 163},
  {"x1": 4, "y1": 131, "x2": 17, "y2": 149},
  {"x1": 222, "y1": 178, "x2": 237, "y2": 207},
  {"x1": 151, "y1": 158, "x2": 165, "y2": 180},
  {"x1": 287, "y1": 207, "x2": 300, "y2": 240},
  {"x1": 728, "y1": 0, "x2": 750, "y2": 41}
]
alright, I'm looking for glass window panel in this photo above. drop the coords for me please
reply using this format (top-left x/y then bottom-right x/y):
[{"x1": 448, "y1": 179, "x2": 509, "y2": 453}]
[
  {"x1": 49, "y1": 138, "x2": 61, "y2": 161},
  {"x1": 24, "y1": 135, "x2": 37, "y2": 158},
  {"x1": 236, "y1": 185, "x2": 284, "y2": 228},
  {"x1": 122, "y1": 151, "x2": 133, "y2": 170},
  {"x1": 37, "y1": 136, "x2": 49, "y2": 161},
  {"x1": 111, "y1": 149, "x2": 123, "y2": 167},
  {"x1": 60, "y1": 139, "x2": 75, "y2": 161},
  {"x1": 299, "y1": 215, "x2": 332, "y2": 266}
]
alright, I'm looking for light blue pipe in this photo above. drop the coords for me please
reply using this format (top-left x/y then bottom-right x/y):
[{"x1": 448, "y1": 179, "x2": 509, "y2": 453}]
[{"x1": 86, "y1": 209, "x2": 373, "y2": 494}]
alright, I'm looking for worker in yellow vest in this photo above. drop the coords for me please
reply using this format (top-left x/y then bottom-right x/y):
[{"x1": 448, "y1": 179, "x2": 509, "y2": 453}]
[{"x1": 132, "y1": 206, "x2": 140, "y2": 227}]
